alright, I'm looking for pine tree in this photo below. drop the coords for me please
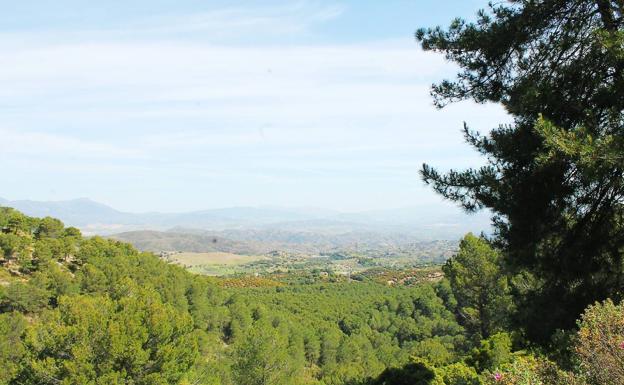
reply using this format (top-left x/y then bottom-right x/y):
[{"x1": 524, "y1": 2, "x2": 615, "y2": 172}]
[{"x1": 417, "y1": 0, "x2": 624, "y2": 342}]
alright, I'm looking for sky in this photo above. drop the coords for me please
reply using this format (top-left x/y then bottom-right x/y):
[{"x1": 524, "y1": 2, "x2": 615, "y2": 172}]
[{"x1": 0, "y1": 0, "x2": 511, "y2": 213}]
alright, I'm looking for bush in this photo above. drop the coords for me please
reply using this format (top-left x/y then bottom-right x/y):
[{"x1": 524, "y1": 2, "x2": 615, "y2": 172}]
[
  {"x1": 436, "y1": 362, "x2": 481, "y2": 385},
  {"x1": 576, "y1": 299, "x2": 624, "y2": 385},
  {"x1": 482, "y1": 356, "x2": 582, "y2": 385},
  {"x1": 466, "y1": 333, "x2": 513, "y2": 373}
]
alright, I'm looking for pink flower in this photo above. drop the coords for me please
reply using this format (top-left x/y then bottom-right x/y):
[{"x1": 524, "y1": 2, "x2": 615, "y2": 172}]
[
  {"x1": 619, "y1": 341, "x2": 624, "y2": 349},
  {"x1": 493, "y1": 372, "x2": 503, "y2": 381}
]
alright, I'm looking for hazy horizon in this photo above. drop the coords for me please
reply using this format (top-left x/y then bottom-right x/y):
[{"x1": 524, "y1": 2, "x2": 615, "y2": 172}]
[{"x1": 0, "y1": 194, "x2": 483, "y2": 217}]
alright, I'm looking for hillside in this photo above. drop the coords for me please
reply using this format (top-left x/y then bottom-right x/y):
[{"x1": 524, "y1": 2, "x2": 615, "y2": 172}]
[
  {"x1": 110, "y1": 228, "x2": 459, "y2": 260},
  {"x1": 0, "y1": 207, "x2": 606, "y2": 385},
  {"x1": 0, "y1": 207, "x2": 490, "y2": 384},
  {"x1": 110, "y1": 230, "x2": 273, "y2": 255}
]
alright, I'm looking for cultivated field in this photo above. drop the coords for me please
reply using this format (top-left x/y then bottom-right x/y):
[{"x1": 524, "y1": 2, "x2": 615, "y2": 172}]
[{"x1": 169, "y1": 252, "x2": 266, "y2": 267}]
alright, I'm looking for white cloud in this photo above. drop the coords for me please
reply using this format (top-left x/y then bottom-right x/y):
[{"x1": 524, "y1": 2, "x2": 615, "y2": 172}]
[{"x1": 0, "y1": 2, "x2": 512, "y2": 211}]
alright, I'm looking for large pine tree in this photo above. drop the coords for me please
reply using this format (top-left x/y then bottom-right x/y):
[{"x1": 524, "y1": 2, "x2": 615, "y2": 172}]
[{"x1": 417, "y1": 0, "x2": 624, "y2": 343}]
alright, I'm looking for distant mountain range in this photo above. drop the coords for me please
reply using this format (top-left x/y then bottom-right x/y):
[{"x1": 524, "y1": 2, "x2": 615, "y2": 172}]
[{"x1": 0, "y1": 197, "x2": 491, "y2": 242}]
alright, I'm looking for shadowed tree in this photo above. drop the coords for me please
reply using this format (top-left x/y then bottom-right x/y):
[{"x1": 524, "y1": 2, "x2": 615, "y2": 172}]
[{"x1": 372, "y1": 361, "x2": 436, "y2": 385}]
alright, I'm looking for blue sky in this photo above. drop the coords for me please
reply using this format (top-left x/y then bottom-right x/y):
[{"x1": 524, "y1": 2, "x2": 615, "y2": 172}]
[{"x1": 0, "y1": 1, "x2": 510, "y2": 213}]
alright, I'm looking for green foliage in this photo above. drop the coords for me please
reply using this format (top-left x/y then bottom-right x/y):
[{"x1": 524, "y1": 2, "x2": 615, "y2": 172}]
[
  {"x1": 5, "y1": 210, "x2": 30, "y2": 235},
  {"x1": 466, "y1": 333, "x2": 513, "y2": 373},
  {"x1": 17, "y1": 293, "x2": 198, "y2": 385},
  {"x1": 30, "y1": 260, "x2": 79, "y2": 300},
  {"x1": 3, "y1": 208, "x2": 616, "y2": 385},
  {"x1": 34, "y1": 217, "x2": 64, "y2": 239},
  {"x1": 1, "y1": 281, "x2": 50, "y2": 313},
  {"x1": 407, "y1": 338, "x2": 454, "y2": 366},
  {"x1": 435, "y1": 362, "x2": 481, "y2": 385},
  {"x1": 371, "y1": 360, "x2": 437, "y2": 385},
  {"x1": 575, "y1": 299, "x2": 624, "y2": 385},
  {"x1": 0, "y1": 209, "x2": 223, "y2": 384},
  {"x1": 222, "y1": 281, "x2": 466, "y2": 384},
  {"x1": 231, "y1": 322, "x2": 298, "y2": 385},
  {"x1": 0, "y1": 233, "x2": 29, "y2": 261},
  {"x1": 417, "y1": 0, "x2": 624, "y2": 343},
  {"x1": 0, "y1": 208, "x2": 480, "y2": 385},
  {"x1": 443, "y1": 234, "x2": 512, "y2": 340},
  {"x1": 0, "y1": 312, "x2": 26, "y2": 385},
  {"x1": 481, "y1": 356, "x2": 583, "y2": 385}
]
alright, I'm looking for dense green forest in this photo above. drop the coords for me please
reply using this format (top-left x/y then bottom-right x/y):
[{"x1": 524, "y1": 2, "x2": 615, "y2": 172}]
[
  {"x1": 0, "y1": 207, "x2": 479, "y2": 385},
  {"x1": 0, "y1": 209, "x2": 618, "y2": 384},
  {"x1": 3, "y1": 0, "x2": 624, "y2": 384}
]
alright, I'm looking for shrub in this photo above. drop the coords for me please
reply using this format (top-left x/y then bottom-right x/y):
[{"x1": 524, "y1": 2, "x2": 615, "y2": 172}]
[
  {"x1": 575, "y1": 299, "x2": 624, "y2": 385},
  {"x1": 482, "y1": 356, "x2": 582, "y2": 385},
  {"x1": 467, "y1": 332, "x2": 513, "y2": 373},
  {"x1": 436, "y1": 362, "x2": 481, "y2": 385}
]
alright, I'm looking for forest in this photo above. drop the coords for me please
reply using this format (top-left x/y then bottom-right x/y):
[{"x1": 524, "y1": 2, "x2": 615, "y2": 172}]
[
  {"x1": 3, "y1": 0, "x2": 624, "y2": 384},
  {"x1": 0, "y1": 207, "x2": 588, "y2": 385}
]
